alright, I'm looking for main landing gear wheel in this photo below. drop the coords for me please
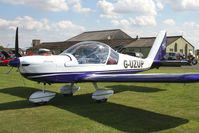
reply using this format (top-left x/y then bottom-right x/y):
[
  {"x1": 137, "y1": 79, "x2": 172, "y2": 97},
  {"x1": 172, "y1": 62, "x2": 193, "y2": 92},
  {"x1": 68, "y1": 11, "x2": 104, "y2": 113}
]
[
  {"x1": 92, "y1": 82, "x2": 114, "y2": 103},
  {"x1": 63, "y1": 93, "x2": 73, "y2": 96},
  {"x1": 96, "y1": 99, "x2": 107, "y2": 103},
  {"x1": 29, "y1": 83, "x2": 56, "y2": 105},
  {"x1": 60, "y1": 83, "x2": 80, "y2": 96},
  {"x1": 34, "y1": 101, "x2": 47, "y2": 106}
]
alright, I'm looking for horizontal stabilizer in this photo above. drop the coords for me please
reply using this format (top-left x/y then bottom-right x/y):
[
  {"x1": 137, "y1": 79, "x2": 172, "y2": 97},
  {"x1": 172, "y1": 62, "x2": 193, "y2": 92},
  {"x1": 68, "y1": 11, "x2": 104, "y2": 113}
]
[{"x1": 152, "y1": 60, "x2": 191, "y2": 68}]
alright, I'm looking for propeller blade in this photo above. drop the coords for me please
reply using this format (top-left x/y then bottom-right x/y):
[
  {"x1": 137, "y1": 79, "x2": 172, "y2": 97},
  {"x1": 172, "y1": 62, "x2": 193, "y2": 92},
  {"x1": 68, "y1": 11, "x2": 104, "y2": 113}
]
[
  {"x1": 6, "y1": 27, "x2": 21, "y2": 74},
  {"x1": 15, "y1": 27, "x2": 21, "y2": 57}
]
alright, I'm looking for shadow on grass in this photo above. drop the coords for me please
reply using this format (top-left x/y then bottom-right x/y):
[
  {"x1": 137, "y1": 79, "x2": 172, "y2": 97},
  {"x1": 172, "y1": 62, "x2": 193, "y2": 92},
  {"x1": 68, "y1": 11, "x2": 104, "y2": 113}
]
[
  {"x1": 0, "y1": 87, "x2": 40, "y2": 110},
  {"x1": 0, "y1": 87, "x2": 188, "y2": 132},
  {"x1": 106, "y1": 85, "x2": 166, "y2": 93},
  {"x1": 0, "y1": 87, "x2": 39, "y2": 99}
]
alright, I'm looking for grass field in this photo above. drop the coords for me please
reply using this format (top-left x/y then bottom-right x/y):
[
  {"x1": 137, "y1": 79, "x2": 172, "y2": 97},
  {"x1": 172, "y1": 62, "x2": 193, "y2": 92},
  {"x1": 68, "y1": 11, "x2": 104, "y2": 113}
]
[{"x1": 0, "y1": 67, "x2": 199, "y2": 133}]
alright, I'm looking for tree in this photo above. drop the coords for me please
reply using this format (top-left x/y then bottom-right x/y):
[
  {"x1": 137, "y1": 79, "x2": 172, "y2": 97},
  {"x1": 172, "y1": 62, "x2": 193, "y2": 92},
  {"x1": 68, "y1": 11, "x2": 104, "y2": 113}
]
[{"x1": 0, "y1": 45, "x2": 4, "y2": 50}]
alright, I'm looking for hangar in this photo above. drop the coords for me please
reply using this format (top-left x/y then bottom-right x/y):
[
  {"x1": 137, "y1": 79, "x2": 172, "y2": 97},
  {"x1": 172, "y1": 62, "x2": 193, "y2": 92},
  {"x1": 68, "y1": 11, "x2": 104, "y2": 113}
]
[{"x1": 29, "y1": 29, "x2": 194, "y2": 58}]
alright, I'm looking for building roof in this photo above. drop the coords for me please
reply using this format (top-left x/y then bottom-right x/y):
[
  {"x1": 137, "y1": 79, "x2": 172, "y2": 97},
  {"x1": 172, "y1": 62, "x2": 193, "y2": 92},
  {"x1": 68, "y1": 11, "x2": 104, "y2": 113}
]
[
  {"x1": 28, "y1": 41, "x2": 78, "y2": 51},
  {"x1": 67, "y1": 29, "x2": 132, "y2": 41},
  {"x1": 96, "y1": 39, "x2": 135, "y2": 48},
  {"x1": 29, "y1": 39, "x2": 135, "y2": 51},
  {"x1": 165, "y1": 36, "x2": 194, "y2": 48},
  {"x1": 167, "y1": 36, "x2": 181, "y2": 44},
  {"x1": 125, "y1": 36, "x2": 183, "y2": 48},
  {"x1": 29, "y1": 30, "x2": 194, "y2": 52},
  {"x1": 30, "y1": 36, "x2": 184, "y2": 51},
  {"x1": 29, "y1": 29, "x2": 134, "y2": 51},
  {"x1": 125, "y1": 38, "x2": 155, "y2": 48}
]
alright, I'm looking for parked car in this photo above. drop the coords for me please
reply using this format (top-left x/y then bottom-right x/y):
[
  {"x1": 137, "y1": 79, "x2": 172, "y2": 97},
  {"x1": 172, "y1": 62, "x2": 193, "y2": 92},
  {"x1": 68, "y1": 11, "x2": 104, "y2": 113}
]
[
  {"x1": 122, "y1": 51, "x2": 144, "y2": 58},
  {"x1": 165, "y1": 52, "x2": 185, "y2": 60},
  {"x1": 27, "y1": 48, "x2": 54, "y2": 56},
  {"x1": 38, "y1": 48, "x2": 53, "y2": 55},
  {"x1": 0, "y1": 50, "x2": 15, "y2": 66}
]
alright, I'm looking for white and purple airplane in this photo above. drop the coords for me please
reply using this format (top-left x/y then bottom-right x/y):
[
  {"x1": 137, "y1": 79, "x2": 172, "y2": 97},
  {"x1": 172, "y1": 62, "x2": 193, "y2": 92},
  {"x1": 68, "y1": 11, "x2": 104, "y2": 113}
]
[{"x1": 9, "y1": 28, "x2": 199, "y2": 104}]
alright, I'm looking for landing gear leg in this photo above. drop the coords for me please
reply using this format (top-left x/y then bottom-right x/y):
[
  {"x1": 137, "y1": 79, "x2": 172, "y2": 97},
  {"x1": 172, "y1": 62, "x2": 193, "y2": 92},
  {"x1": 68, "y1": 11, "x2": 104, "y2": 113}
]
[
  {"x1": 92, "y1": 82, "x2": 114, "y2": 103},
  {"x1": 29, "y1": 83, "x2": 56, "y2": 105},
  {"x1": 42, "y1": 83, "x2": 46, "y2": 93},
  {"x1": 60, "y1": 83, "x2": 80, "y2": 96}
]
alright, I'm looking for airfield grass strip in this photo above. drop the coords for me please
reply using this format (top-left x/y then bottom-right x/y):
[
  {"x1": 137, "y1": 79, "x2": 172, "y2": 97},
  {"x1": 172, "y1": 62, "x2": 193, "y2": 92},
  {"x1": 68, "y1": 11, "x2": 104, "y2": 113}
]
[{"x1": 0, "y1": 66, "x2": 199, "y2": 133}]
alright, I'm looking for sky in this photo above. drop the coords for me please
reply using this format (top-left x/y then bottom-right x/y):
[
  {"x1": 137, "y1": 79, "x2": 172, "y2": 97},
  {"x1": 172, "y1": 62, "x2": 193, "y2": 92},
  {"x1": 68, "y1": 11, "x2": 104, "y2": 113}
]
[{"x1": 0, "y1": 0, "x2": 199, "y2": 49}]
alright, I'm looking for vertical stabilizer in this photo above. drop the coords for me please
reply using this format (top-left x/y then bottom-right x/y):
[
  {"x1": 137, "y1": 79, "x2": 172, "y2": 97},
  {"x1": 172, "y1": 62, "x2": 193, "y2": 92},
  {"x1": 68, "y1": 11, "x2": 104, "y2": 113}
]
[{"x1": 147, "y1": 30, "x2": 167, "y2": 61}]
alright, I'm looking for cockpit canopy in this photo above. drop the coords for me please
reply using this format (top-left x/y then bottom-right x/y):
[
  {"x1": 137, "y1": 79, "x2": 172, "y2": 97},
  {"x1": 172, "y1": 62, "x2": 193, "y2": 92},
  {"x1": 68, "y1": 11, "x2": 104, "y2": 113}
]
[{"x1": 61, "y1": 41, "x2": 119, "y2": 65}]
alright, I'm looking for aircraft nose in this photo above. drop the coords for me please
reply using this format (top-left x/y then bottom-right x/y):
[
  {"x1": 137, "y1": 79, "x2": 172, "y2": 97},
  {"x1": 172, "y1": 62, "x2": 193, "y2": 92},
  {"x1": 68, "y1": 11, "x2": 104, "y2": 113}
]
[{"x1": 8, "y1": 58, "x2": 20, "y2": 67}]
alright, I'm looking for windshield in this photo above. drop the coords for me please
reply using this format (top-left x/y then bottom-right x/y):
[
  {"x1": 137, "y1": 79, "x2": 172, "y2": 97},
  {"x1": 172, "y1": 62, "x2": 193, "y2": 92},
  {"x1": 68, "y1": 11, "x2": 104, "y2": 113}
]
[
  {"x1": 168, "y1": 53, "x2": 176, "y2": 56},
  {"x1": 61, "y1": 41, "x2": 110, "y2": 64}
]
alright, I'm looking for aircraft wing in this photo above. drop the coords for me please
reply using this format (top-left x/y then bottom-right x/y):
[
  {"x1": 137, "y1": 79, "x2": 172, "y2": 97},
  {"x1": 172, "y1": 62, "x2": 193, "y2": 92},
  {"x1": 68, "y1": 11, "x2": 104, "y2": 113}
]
[{"x1": 79, "y1": 73, "x2": 199, "y2": 83}]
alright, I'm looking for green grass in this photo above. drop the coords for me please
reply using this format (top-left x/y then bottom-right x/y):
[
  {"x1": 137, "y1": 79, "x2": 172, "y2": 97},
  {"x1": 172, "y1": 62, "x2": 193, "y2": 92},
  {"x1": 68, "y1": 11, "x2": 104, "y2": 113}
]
[{"x1": 1, "y1": 66, "x2": 199, "y2": 133}]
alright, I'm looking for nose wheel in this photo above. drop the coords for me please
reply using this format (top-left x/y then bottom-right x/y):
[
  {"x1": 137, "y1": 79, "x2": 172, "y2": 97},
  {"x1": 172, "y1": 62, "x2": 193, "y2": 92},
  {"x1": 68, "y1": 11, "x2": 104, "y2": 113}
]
[{"x1": 29, "y1": 83, "x2": 56, "y2": 105}]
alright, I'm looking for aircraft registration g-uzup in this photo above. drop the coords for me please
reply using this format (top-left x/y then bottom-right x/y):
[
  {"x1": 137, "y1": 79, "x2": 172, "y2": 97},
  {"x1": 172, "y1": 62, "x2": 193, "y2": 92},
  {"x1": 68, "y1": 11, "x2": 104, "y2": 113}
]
[{"x1": 8, "y1": 28, "x2": 199, "y2": 105}]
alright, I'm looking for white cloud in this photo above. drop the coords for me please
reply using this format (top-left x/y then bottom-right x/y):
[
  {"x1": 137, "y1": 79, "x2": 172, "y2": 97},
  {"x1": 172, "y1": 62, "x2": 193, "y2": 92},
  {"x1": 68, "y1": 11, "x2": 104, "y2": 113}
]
[
  {"x1": 0, "y1": 16, "x2": 86, "y2": 48},
  {"x1": 183, "y1": 21, "x2": 199, "y2": 28},
  {"x1": 110, "y1": 20, "x2": 120, "y2": 26},
  {"x1": 0, "y1": 16, "x2": 44, "y2": 31},
  {"x1": 69, "y1": 0, "x2": 94, "y2": 14},
  {"x1": 156, "y1": 0, "x2": 164, "y2": 9},
  {"x1": 97, "y1": 0, "x2": 121, "y2": 18},
  {"x1": 163, "y1": 19, "x2": 175, "y2": 26},
  {"x1": 164, "y1": 0, "x2": 199, "y2": 11},
  {"x1": 130, "y1": 16, "x2": 157, "y2": 26},
  {"x1": 111, "y1": 15, "x2": 157, "y2": 29},
  {"x1": 0, "y1": 0, "x2": 24, "y2": 4},
  {"x1": 0, "y1": 16, "x2": 85, "y2": 32},
  {"x1": 53, "y1": 20, "x2": 85, "y2": 31},
  {"x1": 114, "y1": 0, "x2": 157, "y2": 15},
  {"x1": 1, "y1": 0, "x2": 94, "y2": 13},
  {"x1": 98, "y1": 0, "x2": 158, "y2": 19},
  {"x1": 111, "y1": 19, "x2": 131, "y2": 29},
  {"x1": 0, "y1": 0, "x2": 68, "y2": 12},
  {"x1": 0, "y1": 19, "x2": 9, "y2": 27}
]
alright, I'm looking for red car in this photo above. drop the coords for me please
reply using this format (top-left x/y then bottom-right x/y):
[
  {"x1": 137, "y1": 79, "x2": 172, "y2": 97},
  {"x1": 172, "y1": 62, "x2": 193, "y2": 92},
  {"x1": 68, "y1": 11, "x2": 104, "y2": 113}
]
[{"x1": 0, "y1": 50, "x2": 15, "y2": 66}]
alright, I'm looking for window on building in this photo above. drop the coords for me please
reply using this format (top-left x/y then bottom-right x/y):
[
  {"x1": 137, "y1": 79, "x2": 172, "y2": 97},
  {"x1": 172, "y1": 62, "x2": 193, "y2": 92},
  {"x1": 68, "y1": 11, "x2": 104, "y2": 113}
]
[
  {"x1": 170, "y1": 49, "x2": 174, "y2": 52},
  {"x1": 180, "y1": 49, "x2": 183, "y2": 54},
  {"x1": 185, "y1": 44, "x2": 188, "y2": 57},
  {"x1": 174, "y1": 43, "x2": 177, "y2": 52}
]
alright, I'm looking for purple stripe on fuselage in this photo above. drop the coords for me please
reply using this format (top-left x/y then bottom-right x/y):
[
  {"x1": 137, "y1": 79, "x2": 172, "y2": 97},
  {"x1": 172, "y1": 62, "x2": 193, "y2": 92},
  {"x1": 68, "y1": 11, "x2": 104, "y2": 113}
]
[{"x1": 21, "y1": 69, "x2": 146, "y2": 83}]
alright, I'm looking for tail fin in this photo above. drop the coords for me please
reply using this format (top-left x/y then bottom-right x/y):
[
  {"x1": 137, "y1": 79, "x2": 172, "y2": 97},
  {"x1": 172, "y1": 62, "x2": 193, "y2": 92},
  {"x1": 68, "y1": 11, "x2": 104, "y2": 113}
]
[{"x1": 147, "y1": 30, "x2": 167, "y2": 61}]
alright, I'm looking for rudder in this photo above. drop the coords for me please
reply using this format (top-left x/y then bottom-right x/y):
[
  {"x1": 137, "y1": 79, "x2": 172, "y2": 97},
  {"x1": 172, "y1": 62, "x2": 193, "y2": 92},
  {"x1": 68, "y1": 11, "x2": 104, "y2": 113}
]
[{"x1": 147, "y1": 30, "x2": 167, "y2": 61}]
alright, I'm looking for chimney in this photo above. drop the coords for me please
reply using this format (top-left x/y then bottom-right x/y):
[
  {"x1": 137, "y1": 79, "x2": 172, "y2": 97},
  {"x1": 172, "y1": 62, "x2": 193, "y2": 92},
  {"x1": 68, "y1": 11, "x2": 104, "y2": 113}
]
[
  {"x1": 32, "y1": 40, "x2": 40, "y2": 47},
  {"x1": 136, "y1": 35, "x2": 139, "y2": 40}
]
